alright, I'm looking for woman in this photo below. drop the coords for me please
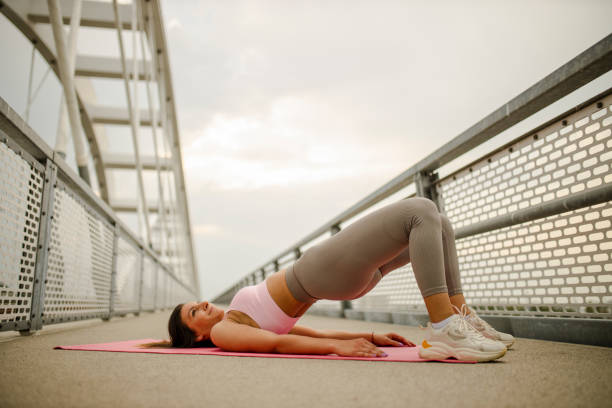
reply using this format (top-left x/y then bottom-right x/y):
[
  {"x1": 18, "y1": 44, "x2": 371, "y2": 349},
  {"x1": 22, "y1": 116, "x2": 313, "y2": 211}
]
[{"x1": 148, "y1": 197, "x2": 514, "y2": 362}]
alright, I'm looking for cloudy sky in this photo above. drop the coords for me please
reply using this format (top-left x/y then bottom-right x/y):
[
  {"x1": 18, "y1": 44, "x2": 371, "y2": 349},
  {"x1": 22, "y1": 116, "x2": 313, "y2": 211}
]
[
  {"x1": 0, "y1": 1, "x2": 610, "y2": 301},
  {"x1": 158, "y1": 0, "x2": 611, "y2": 300}
]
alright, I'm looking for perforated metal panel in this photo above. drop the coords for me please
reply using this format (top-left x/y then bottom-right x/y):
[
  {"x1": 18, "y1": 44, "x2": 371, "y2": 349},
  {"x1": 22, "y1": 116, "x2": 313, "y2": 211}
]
[
  {"x1": 350, "y1": 266, "x2": 421, "y2": 312},
  {"x1": 310, "y1": 299, "x2": 343, "y2": 312},
  {"x1": 0, "y1": 139, "x2": 44, "y2": 326},
  {"x1": 438, "y1": 96, "x2": 611, "y2": 228},
  {"x1": 346, "y1": 96, "x2": 612, "y2": 319},
  {"x1": 457, "y1": 202, "x2": 611, "y2": 317},
  {"x1": 43, "y1": 180, "x2": 114, "y2": 323},
  {"x1": 113, "y1": 236, "x2": 141, "y2": 313},
  {"x1": 140, "y1": 256, "x2": 156, "y2": 311}
]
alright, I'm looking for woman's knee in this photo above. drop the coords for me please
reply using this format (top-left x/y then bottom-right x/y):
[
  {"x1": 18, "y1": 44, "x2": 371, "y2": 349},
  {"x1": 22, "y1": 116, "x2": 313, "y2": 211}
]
[
  {"x1": 439, "y1": 214, "x2": 456, "y2": 237},
  {"x1": 406, "y1": 197, "x2": 440, "y2": 223}
]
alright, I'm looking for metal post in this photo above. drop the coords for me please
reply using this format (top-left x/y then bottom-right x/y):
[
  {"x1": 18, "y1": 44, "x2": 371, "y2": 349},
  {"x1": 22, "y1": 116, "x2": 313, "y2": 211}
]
[
  {"x1": 414, "y1": 171, "x2": 442, "y2": 211},
  {"x1": 137, "y1": 249, "x2": 144, "y2": 315},
  {"x1": 21, "y1": 160, "x2": 57, "y2": 335},
  {"x1": 103, "y1": 225, "x2": 120, "y2": 321},
  {"x1": 152, "y1": 262, "x2": 158, "y2": 311},
  {"x1": 46, "y1": 0, "x2": 90, "y2": 184},
  {"x1": 160, "y1": 269, "x2": 166, "y2": 309}
]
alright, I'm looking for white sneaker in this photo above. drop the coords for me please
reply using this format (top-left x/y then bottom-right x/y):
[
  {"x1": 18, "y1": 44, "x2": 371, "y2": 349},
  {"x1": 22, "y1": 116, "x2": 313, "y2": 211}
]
[
  {"x1": 418, "y1": 313, "x2": 507, "y2": 362},
  {"x1": 461, "y1": 305, "x2": 515, "y2": 349}
]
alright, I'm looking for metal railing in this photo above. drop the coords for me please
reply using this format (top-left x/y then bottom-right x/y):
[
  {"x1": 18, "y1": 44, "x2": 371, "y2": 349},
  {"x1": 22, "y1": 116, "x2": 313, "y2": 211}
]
[
  {"x1": 0, "y1": 96, "x2": 196, "y2": 333},
  {"x1": 214, "y1": 35, "x2": 612, "y2": 346},
  {"x1": 0, "y1": 0, "x2": 199, "y2": 295}
]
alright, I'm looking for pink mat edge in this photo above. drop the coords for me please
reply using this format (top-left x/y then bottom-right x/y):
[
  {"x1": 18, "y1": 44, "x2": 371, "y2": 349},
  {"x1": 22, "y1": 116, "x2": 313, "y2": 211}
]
[{"x1": 54, "y1": 339, "x2": 476, "y2": 364}]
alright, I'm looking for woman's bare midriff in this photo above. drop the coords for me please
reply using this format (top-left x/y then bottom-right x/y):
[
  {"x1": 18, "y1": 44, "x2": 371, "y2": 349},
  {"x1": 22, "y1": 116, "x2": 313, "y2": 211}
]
[{"x1": 222, "y1": 269, "x2": 316, "y2": 329}]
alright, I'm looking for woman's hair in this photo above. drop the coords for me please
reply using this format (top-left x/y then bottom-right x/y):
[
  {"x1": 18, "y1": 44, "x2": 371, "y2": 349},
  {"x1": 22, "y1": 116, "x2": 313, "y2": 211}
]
[{"x1": 138, "y1": 303, "x2": 216, "y2": 348}]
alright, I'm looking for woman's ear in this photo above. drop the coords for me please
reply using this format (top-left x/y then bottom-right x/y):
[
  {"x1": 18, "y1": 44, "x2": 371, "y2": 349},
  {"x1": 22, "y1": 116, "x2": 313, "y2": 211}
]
[{"x1": 195, "y1": 333, "x2": 204, "y2": 342}]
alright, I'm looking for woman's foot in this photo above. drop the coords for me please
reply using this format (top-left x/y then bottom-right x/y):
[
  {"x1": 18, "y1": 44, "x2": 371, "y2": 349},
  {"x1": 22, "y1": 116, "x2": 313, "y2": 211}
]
[
  {"x1": 460, "y1": 306, "x2": 515, "y2": 349},
  {"x1": 418, "y1": 313, "x2": 507, "y2": 362}
]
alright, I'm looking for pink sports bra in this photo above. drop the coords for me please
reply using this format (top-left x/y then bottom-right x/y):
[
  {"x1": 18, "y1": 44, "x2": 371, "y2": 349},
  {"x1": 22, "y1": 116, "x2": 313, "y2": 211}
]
[{"x1": 225, "y1": 279, "x2": 300, "y2": 334}]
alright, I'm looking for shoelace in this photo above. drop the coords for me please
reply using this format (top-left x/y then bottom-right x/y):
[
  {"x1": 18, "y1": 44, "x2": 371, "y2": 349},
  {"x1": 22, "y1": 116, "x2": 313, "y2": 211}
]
[
  {"x1": 451, "y1": 304, "x2": 488, "y2": 341},
  {"x1": 418, "y1": 304, "x2": 488, "y2": 341},
  {"x1": 467, "y1": 311, "x2": 493, "y2": 331}
]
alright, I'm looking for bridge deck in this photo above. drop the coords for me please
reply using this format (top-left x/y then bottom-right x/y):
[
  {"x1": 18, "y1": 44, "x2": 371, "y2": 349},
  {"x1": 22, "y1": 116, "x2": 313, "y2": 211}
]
[{"x1": 0, "y1": 310, "x2": 610, "y2": 407}]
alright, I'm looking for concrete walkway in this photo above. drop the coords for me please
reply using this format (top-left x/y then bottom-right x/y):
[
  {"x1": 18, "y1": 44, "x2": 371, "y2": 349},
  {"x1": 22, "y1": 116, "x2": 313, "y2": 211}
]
[{"x1": 0, "y1": 308, "x2": 610, "y2": 408}]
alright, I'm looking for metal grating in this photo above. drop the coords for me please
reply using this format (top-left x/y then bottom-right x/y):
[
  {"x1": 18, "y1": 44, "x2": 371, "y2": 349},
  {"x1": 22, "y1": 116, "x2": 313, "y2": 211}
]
[
  {"x1": 350, "y1": 266, "x2": 420, "y2": 312},
  {"x1": 457, "y1": 202, "x2": 611, "y2": 318},
  {"x1": 140, "y1": 256, "x2": 156, "y2": 311},
  {"x1": 346, "y1": 95, "x2": 612, "y2": 319},
  {"x1": 113, "y1": 236, "x2": 141, "y2": 313},
  {"x1": 310, "y1": 299, "x2": 342, "y2": 312},
  {"x1": 437, "y1": 96, "x2": 611, "y2": 228},
  {"x1": 0, "y1": 140, "x2": 44, "y2": 324},
  {"x1": 43, "y1": 181, "x2": 114, "y2": 323}
]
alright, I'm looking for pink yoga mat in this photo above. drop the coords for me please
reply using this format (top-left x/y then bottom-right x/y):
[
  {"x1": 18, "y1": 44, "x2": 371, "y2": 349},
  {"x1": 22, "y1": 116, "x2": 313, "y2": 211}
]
[{"x1": 55, "y1": 339, "x2": 475, "y2": 363}]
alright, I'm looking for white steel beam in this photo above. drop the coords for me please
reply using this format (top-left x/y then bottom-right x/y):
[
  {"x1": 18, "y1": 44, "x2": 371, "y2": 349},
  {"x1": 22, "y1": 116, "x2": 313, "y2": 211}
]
[
  {"x1": 102, "y1": 152, "x2": 172, "y2": 170},
  {"x1": 27, "y1": 0, "x2": 133, "y2": 29},
  {"x1": 110, "y1": 200, "x2": 175, "y2": 213},
  {"x1": 87, "y1": 105, "x2": 160, "y2": 126},
  {"x1": 75, "y1": 55, "x2": 151, "y2": 79}
]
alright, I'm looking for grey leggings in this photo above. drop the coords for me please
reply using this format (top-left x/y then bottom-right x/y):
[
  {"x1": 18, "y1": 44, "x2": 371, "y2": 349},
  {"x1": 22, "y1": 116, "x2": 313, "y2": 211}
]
[{"x1": 285, "y1": 197, "x2": 462, "y2": 302}]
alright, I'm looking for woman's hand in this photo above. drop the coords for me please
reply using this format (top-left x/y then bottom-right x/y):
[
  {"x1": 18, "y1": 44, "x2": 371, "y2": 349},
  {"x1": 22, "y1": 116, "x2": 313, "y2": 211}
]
[
  {"x1": 332, "y1": 338, "x2": 387, "y2": 358},
  {"x1": 372, "y1": 332, "x2": 415, "y2": 347}
]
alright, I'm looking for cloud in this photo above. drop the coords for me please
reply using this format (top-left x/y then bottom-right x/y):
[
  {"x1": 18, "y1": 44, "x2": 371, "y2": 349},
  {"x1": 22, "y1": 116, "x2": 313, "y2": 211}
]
[
  {"x1": 182, "y1": 95, "x2": 414, "y2": 191},
  {"x1": 167, "y1": 17, "x2": 183, "y2": 31},
  {"x1": 192, "y1": 224, "x2": 222, "y2": 236}
]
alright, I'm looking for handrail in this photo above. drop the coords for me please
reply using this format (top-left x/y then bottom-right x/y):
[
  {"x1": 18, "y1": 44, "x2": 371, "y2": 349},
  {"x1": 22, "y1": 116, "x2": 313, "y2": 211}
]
[{"x1": 218, "y1": 33, "x2": 612, "y2": 297}]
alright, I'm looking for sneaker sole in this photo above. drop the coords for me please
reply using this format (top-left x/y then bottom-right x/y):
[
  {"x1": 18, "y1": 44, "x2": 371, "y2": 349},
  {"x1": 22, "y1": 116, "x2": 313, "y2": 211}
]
[
  {"x1": 418, "y1": 342, "x2": 506, "y2": 362},
  {"x1": 484, "y1": 333, "x2": 515, "y2": 349}
]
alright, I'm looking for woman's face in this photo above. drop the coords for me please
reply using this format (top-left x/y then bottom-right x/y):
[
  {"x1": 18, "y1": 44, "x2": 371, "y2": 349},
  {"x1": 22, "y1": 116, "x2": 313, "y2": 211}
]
[{"x1": 180, "y1": 301, "x2": 224, "y2": 342}]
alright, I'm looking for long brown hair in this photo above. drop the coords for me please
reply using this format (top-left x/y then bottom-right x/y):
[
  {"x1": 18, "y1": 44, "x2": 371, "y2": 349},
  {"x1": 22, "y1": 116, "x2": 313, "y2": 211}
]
[{"x1": 138, "y1": 303, "x2": 216, "y2": 348}]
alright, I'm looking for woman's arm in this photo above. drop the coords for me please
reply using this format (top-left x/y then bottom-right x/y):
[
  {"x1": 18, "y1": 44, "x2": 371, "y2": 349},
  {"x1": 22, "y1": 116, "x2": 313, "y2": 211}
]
[
  {"x1": 211, "y1": 320, "x2": 386, "y2": 357},
  {"x1": 289, "y1": 325, "x2": 371, "y2": 341},
  {"x1": 211, "y1": 320, "x2": 334, "y2": 354},
  {"x1": 289, "y1": 325, "x2": 414, "y2": 347}
]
